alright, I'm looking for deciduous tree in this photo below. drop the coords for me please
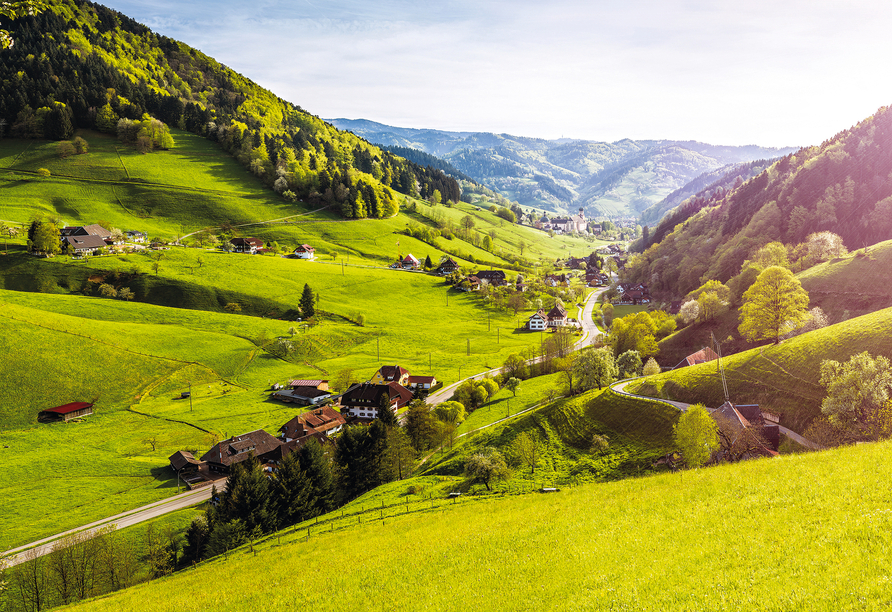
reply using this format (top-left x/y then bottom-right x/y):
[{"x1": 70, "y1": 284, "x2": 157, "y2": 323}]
[
  {"x1": 820, "y1": 352, "x2": 892, "y2": 440},
  {"x1": 512, "y1": 431, "x2": 541, "y2": 474},
  {"x1": 674, "y1": 404, "x2": 719, "y2": 468},
  {"x1": 738, "y1": 266, "x2": 809, "y2": 344},
  {"x1": 464, "y1": 447, "x2": 509, "y2": 491}
]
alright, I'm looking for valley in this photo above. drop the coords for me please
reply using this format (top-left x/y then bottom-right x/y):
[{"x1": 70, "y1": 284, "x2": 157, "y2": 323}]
[{"x1": 1, "y1": 1, "x2": 892, "y2": 610}]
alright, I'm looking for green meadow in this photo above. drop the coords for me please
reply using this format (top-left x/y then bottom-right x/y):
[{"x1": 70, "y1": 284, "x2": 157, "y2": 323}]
[
  {"x1": 0, "y1": 129, "x2": 604, "y2": 553},
  {"x1": 63, "y1": 439, "x2": 892, "y2": 611},
  {"x1": 627, "y1": 306, "x2": 892, "y2": 432}
]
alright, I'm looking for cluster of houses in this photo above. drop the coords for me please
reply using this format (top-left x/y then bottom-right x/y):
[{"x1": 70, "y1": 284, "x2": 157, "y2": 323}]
[
  {"x1": 168, "y1": 365, "x2": 438, "y2": 488},
  {"x1": 228, "y1": 237, "x2": 316, "y2": 259},
  {"x1": 59, "y1": 224, "x2": 146, "y2": 255},
  {"x1": 533, "y1": 209, "x2": 590, "y2": 235},
  {"x1": 615, "y1": 282, "x2": 651, "y2": 305},
  {"x1": 527, "y1": 303, "x2": 580, "y2": 330}
]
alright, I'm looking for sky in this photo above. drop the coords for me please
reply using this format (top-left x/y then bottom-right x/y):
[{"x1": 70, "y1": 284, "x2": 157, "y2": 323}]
[{"x1": 99, "y1": 0, "x2": 892, "y2": 148}]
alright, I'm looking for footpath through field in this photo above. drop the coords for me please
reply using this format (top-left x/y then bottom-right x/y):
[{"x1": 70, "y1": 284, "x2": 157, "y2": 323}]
[{"x1": 1, "y1": 484, "x2": 219, "y2": 567}]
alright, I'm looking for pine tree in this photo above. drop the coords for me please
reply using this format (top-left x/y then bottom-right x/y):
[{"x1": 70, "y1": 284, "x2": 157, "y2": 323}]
[
  {"x1": 270, "y1": 451, "x2": 311, "y2": 528},
  {"x1": 298, "y1": 437, "x2": 335, "y2": 516},
  {"x1": 299, "y1": 283, "x2": 315, "y2": 319}
]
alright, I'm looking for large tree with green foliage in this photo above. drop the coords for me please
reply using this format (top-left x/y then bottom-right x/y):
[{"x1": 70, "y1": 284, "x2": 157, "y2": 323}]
[
  {"x1": 674, "y1": 405, "x2": 719, "y2": 468},
  {"x1": 820, "y1": 352, "x2": 892, "y2": 440},
  {"x1": 738, "y1": 266, "x2": 809, "y2": 344},
  {"x1": 464, "y1": 447, "x2": 509, "y2": 491},
  {"x1": 574, "y1": 346, "x2": 619, "y2": 391}
]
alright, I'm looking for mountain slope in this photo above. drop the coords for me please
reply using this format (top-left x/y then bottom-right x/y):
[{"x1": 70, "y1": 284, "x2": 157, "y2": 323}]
[
  {"x1": 0, "y1": 1, "x2": 459, "y2": 218},
  {"x1": 627, "y1": 104, "x2": 892, "y2": 297},
  {"x1": 329, "y1": 118, "x2": 795, "y2": 217}
]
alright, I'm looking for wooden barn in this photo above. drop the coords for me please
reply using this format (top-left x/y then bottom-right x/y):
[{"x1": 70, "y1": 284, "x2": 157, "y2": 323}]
[{"x1": 38, "y1": 402, "x2": 94, "y2": 423}]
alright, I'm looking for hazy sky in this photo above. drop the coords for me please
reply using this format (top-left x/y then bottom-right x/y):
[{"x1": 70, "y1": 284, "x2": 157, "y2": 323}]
[{"x1": 100, "y1": 0, "x2": 892, "y2": 147}]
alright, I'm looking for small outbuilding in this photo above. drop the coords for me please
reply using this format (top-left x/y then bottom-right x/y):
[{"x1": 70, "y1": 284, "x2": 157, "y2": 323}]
[{"x1": 38, "y1": 402, "x2": 94, "y2": 423}]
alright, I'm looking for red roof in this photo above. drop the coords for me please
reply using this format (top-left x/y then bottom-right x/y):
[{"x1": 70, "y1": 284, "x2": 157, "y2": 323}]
[{"x1": 44, "y1": 402, "x2": 93, "y2": 415}]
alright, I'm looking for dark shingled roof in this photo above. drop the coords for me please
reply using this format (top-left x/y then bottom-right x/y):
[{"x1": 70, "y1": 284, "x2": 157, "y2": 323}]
[{"x1": 200, "y1": 429, "x2": 282, "y2": 467}]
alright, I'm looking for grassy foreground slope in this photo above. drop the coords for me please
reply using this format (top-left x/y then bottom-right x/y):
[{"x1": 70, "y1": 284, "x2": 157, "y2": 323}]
[
  {"x1": 629, "y1": 307, "x2": 892, "y2": 432},
  {"x1": 69, "y1": 441, "x2": 892, "y2": 611}
]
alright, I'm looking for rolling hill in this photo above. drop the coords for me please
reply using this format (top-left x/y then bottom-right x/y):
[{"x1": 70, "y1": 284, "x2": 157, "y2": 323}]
[
  {"x1": 626, "y1": 103, "x2": 892, "y2": 298},
  {"x1": 60, "y1": 438, "x2": 892, "y2": 611},
  {"x1": 329, "y1": 118, "x2": 794, "y2": 217}
]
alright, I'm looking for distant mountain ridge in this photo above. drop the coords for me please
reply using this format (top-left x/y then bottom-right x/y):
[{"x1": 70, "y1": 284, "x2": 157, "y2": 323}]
[{"x1": 329, "y1": 118, "x2": 796, "y2": 218}]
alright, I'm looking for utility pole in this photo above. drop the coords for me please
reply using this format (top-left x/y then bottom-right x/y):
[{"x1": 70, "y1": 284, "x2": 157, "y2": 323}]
[
  {"x1": 429, "y1": 352, "x2": 432, "y2": 370},
  {"x1": 377, "y1": 337, "x2": 380, "y2": 361},
  {"x1": 467, "y1": 338, "x2": 470, "y2": 357},
  {"x1": 189, "y1": 380, "x2": 193, "y2": 412}
]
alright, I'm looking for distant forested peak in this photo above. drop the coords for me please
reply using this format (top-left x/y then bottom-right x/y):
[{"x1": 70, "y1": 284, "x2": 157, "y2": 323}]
[{"x1": 0, "y1": 0, "x2": 459, "y2": 218}]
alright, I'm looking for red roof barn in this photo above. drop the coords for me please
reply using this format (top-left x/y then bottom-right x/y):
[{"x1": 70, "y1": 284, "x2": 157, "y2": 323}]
[{"x1": 38, "y1": 402, "x2": 94, "y2": 423}]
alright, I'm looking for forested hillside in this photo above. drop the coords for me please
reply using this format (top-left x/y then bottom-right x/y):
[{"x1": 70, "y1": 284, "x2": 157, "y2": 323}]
[
  {"x1": 330, "y1": 118, "x2": 793, "y2": 217},
  {"x1": 626, "y1": 105, "x2": 892, "y2": 297},
  {"x1": 0, "y1": 0, "x2": 459, "y2": 218}
]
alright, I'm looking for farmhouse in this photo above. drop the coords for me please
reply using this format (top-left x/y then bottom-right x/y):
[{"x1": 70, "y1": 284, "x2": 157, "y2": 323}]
[
  {"x1": 528, "y1": 309, "x2": 548, "y2": 331},
  {"x1": 279, "y1": 406, "x2": 346, "y2": 442},
  {"x1": 547, "y1": 304, "x2": 568, "y2": 327},
  {"x1": 401, "y1": 254, "x2": 421, "y2": 269},
  {"x1": 63, "y1": 235, "x2": 107, "y2": 254},
  {"x1": 293, "y1": 244, "x2": 315, "y2": 259},
  {"x1": 436, "y1": 257, "x2": 459, "y2": 275},
  {"x1": 673, "y1": 347, "x2": 720, "y2": 370},
  {"x1": 372, "y1": 365, "x2": 410, "y2": 386},
  {"x1": 457, "y1": 275, "x2": 480, "y2": 292},
  {"x1": 201, "y1": 429, "x2": 283, "y2": 474},
  {"x1": 475, "y1": 270, "x2": 507, "y2": 286},
  {"x1": 126, "y1": 230, "x2": 146, "y2": 243},
  {"x1": 168, "y1": 450, "x2": 203, "y2": 475},
  {"x1": 339, "y1": 382, "x2": 413, "y2": 420},
  {"x1": 230, "y1": 237, "x2": 264, "y2": 254},
  {"x1": 407, "y1": 375, "x2": 437, "y2": 390},
  {"x1": 714, "y1": 401, "x2": 780, "y2": 456},
  {"x1": 38, "y1": 402, "x2": 94, "y2": 423}
]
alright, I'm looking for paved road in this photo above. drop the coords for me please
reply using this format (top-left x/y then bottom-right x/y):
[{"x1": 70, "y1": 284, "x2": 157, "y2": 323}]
[
  {"x1": 424, "y1": 288, "x2": 605, "y2": 408},
  {"x1": 2, "y1": 484, "x2": 219, "y2": 567}
]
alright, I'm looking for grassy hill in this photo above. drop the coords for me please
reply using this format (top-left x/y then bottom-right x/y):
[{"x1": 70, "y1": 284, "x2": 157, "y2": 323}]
[
  {"x1": 59, "y1": 439, "x2": 892, "y2": 611},
  {"x1": 627, "y1": 306, "x2": 892, "y2": 433},
  {"x1": 0, "y1": 130, "x2": 602, "y2": 551}
]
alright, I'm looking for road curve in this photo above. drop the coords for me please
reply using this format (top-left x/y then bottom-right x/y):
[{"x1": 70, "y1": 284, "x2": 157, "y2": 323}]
[{"x1": 425, "y1": 289, "x2": 604, "y2": 408}]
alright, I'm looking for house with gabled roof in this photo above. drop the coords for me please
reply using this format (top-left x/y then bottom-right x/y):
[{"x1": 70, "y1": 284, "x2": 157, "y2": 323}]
[
  {"x1": 371, "y1": 365, "x2": 410, "y2": 386},
  {"x1": 293, "y1": 244, "x2": 315, "y2": 259},
  {"x1": 714, "y1": 401, "x2": 780, "y2": 456},
  {"x1": 169, "y1": 450, "x2": 203, "y2": 475},
  {"x1": 200, "y1": 429, "x2": 283, "y2": 473},
  {"x1": 547, "y1": 304, "x2": 568, "y2": 327},
  {"x1": 673, "y1": 347, "x2": 720, "y2": 370},
  {"x1": 407, "y1": 375, "x2": 437, "y2": 390},
  {"x1": 63, "y1": 235, "x2": 107, "y2": 254},
  {"x1": 38, "y1": 402, "x2": 94, "y2": 423},
  {"x1": 528, "y1": 309, "x2": 548, "y2": 331},
  {"x1": 230, "y1": 237, "x2": 264, "y2": 254},
  {"x1": 401, "y1": 254, "x2": 420, "y2": 269},
  {"x1": 339, "y1": 382, "x2": 413, "y2": 420},
  {"x1": 436, "y1": 257, "x2": 459, "y2": 275},
  {"x1": 279, "y1": 406, "x2": 346, "y2": 442}
]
